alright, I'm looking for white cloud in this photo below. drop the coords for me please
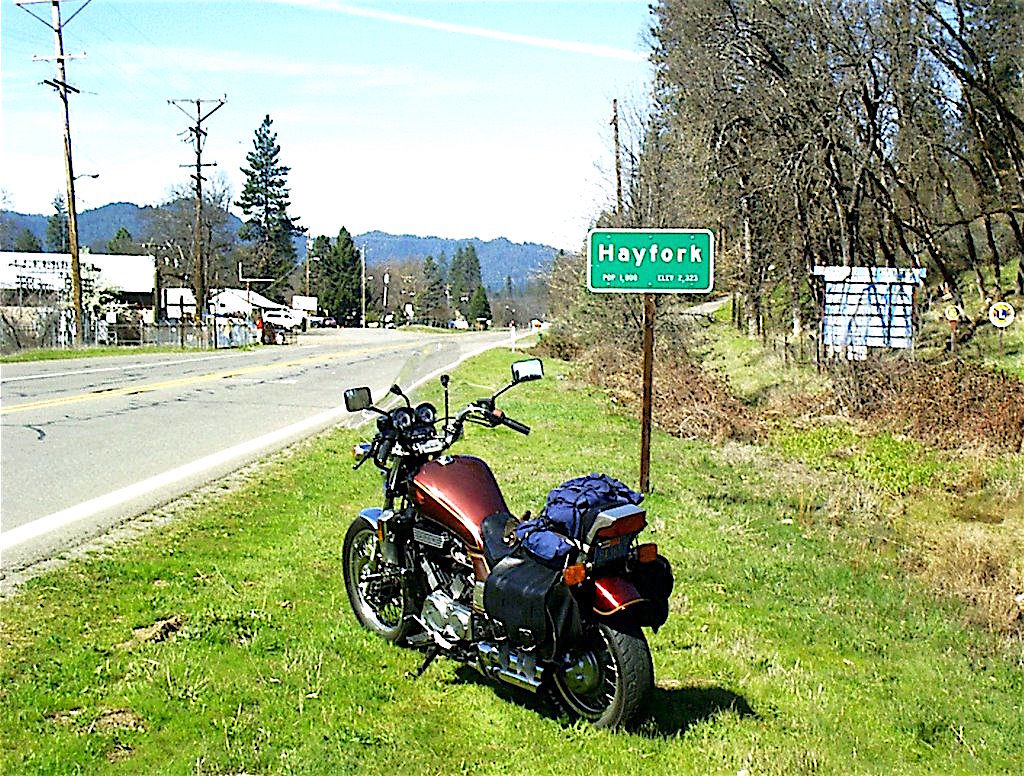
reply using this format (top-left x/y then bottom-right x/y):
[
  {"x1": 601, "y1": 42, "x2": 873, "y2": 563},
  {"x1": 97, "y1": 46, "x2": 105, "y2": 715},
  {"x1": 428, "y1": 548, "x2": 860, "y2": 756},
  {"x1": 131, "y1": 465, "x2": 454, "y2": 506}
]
[
  {"x1": 274, "y1": 1, "x2": 647, "y2": 62},
  {"x1": 84, "y1": 42, "x2": 478, "y2": 97}
]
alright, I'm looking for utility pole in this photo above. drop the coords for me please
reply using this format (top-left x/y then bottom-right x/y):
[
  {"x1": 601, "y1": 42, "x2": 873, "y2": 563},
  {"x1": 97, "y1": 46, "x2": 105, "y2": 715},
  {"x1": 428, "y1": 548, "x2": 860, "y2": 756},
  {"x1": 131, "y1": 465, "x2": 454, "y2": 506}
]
[
  {"x1": 18, "y1": 0, "x2": 91, "y2": 346},
  {"x1": 305, "y1": 237, "x2": 312, "y2": 297},
  {"x1": 361, "y1": 245, "x2": 367, "y2": 328},
  {"x1": 606, "y1": 98, "x2": 622, "y2": 223},
  {"x1": 169, "y1": 96, "x2": 226, "y2": 324}
]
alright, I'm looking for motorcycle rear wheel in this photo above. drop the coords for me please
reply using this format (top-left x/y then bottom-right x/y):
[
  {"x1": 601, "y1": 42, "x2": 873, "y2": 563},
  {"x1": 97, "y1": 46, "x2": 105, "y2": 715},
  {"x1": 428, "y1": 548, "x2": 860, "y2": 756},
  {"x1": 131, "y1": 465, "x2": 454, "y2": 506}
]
[
  {"x1": 549, "y1": 625, "x2": 653, "y2": 729},
  {"x1": 343, "y1": 517, "x2": 414, "y2": 643}
]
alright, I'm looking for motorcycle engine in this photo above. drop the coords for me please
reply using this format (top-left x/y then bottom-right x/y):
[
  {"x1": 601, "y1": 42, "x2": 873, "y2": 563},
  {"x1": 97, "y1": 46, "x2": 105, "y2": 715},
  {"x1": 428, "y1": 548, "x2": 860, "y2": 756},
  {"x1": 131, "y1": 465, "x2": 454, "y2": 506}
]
[
  {"x1": 421, "y1": 589, "x2": 473, "y2": 643},
  {"x1": 418, "y1": 550, "x2": 475, "y2": 644}
]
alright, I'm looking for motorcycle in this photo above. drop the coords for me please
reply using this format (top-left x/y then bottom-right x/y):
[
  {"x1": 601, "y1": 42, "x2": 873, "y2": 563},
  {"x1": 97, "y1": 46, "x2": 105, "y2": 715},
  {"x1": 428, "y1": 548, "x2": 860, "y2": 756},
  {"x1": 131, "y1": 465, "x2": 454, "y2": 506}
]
[{"x1": 341, "y1": 358, "x2": 673, "y2": 728}]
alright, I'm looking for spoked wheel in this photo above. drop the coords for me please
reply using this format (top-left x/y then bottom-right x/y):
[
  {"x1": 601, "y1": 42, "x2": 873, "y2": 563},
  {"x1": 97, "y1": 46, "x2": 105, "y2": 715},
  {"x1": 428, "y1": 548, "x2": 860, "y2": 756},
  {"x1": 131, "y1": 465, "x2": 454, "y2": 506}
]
[
  {"x1": 549, "y1": 625, "x2": 653, "y2": 728},
  {"x1": 342, "y1": 517, "x2": 414, "y2": 643}
]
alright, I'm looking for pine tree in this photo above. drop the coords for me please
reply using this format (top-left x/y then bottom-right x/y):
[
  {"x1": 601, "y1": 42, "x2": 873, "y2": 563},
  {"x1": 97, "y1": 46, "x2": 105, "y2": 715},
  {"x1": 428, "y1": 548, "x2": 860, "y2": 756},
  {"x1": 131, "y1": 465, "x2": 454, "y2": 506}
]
[
  {"x1": 106, "y1": 226, "x2": 135, "y2": 254},
  {"x1": 46, "y1": 194, "x2": 70, "y2": 253},
  {"x1": 467, "y1": 285, "x2": 492, "y2": 324},
  {"x1": 449, "y1": 244, "x2": 482, "y2": 316},
  {"x1": 308, "y1": 234, "x2": 332, "y2": 309},
  {"x1": 419, "y1": 255, "x2": 448, "y2": 325},
  {"x1": 317, "y1": 227, "x2": 361, "y2": 325},
  {"x1": 436, "y1": 250, "x2": 448, "y2": 282},
  {"x1": 235, "y1": 115, "x2": 304, "y2": 296},
  {"x1": 14, "y1": 228, "x2": 42, "y2": 252},
  {"x1": 309, "y1": 234, "x2": 332, "y2": 262}
]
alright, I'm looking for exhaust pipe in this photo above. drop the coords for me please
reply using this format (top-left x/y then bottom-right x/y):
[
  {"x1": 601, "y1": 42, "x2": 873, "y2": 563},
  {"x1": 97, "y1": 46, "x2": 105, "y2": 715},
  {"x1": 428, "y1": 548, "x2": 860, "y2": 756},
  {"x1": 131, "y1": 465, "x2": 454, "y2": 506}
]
[{"x1": 477, "y1": 642, "x2": 543, "y2": 692}]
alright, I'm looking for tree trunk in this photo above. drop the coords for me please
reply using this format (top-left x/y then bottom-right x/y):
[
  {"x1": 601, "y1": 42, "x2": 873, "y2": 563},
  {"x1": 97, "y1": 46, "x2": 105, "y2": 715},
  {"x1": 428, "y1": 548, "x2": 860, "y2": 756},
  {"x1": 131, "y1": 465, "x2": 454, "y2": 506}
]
[
  {"x1": 1006, "y1": 211, "x2": 1024, "y2": 296},
  {"x1": 984, "y1": 213, "x2": 1003, "y2": 298}
]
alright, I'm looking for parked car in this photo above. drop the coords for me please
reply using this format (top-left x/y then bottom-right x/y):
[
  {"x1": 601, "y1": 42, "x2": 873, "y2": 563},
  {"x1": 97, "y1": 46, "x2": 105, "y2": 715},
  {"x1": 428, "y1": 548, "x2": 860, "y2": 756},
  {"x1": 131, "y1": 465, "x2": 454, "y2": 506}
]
[
  {"x1": 262, "y1": 309, "x2": 303, "y2": 332},
  {"x1": 322, "y1": 316, "x2": 337, "y2": 328}
]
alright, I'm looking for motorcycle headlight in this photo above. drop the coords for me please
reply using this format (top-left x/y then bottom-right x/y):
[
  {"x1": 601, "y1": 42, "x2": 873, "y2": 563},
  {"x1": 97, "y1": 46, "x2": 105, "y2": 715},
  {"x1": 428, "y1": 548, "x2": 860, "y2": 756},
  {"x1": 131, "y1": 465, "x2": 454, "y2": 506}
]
[{"x1": 415, "y1": 402, "x2": 437, "y2": 425}]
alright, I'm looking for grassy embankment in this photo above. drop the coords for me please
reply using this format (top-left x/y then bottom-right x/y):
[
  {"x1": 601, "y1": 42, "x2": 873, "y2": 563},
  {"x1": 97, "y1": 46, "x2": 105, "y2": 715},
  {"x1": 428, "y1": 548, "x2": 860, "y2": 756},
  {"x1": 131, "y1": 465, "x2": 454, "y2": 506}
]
[
  {"x1": 0, "y1": 345, "x2": 210, "y2": 364},
  {"x1": 699, "y1": 300, "x2": 1023, "y2": 633},
  {"x1": 1, "y1": 348, "x2": 1021, "y2": 774}
]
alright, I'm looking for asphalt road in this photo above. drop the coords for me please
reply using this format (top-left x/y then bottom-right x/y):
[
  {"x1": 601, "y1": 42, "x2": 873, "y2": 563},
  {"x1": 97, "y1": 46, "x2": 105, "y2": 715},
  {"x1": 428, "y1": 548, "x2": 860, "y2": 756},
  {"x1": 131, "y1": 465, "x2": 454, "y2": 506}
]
[{"x1": 0, "y1": 327, "x2": 519, "y2": 577}]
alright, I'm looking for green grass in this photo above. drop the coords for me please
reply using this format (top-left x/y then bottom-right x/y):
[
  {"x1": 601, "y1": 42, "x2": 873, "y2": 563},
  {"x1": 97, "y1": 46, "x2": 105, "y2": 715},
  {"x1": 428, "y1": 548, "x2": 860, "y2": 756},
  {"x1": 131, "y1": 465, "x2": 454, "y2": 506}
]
[
  {"x1": 1, "y1": 350, "x2": 1021, "y2": 774},
  {"x1": 0, "y1": 345, "x2": 207, "y2": 364},
  {"x1": 772, "y1": 424, "x2": 946, "y2": 496},
  {"x1": 698, "y1": 303, "x2": 830, "y2": 404}
]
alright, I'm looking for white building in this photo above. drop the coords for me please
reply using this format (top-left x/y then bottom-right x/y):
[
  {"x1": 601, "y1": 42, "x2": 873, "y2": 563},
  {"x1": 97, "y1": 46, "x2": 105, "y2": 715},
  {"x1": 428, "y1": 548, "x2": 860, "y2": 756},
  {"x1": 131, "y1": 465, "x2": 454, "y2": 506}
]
[{"x1": 1, "y1": 250, "x2": 155, "y2": 306}]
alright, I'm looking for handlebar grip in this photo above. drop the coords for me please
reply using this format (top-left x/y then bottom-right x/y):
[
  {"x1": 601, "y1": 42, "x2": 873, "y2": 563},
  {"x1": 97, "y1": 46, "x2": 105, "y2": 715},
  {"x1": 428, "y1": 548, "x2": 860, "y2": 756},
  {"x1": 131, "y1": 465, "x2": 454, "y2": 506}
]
[
  {"x1": 375, "y1": 438, "x2": 394, "y2": 468},
  {"x1": 501, "y1": 416, "x2": 530, "y2": 435}
]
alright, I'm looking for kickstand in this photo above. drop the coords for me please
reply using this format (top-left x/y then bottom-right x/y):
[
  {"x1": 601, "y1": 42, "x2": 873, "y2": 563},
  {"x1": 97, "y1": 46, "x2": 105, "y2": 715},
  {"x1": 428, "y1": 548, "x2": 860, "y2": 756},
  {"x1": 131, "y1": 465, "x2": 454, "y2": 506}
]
[{"x1": 407, "y1": 646, "x2": 439, "y2": 680}]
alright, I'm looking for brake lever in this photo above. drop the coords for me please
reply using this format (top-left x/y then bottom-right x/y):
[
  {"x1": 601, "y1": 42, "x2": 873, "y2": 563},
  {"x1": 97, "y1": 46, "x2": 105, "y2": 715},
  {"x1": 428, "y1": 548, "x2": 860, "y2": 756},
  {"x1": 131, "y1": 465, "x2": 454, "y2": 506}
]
[{"x1": 353, "y1": 450, "x2": 372, "y2": 470}]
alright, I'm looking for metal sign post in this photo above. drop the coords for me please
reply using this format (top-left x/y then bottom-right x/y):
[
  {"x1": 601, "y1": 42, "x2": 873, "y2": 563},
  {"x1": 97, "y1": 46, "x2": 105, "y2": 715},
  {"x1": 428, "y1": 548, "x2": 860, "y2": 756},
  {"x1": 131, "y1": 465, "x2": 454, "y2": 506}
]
[
  {"x1": 988, "y1": 301, "x2": 1016, "y2": 357},
  {"x1": 639, "y1": 294, "x2": 656, "y2": 492},
  {"x1": 587, "y1": 229, "x2": 715, "y2": 493},
  {"x1": 944, "y1": 304, "x2": 961, "y2": 353}
]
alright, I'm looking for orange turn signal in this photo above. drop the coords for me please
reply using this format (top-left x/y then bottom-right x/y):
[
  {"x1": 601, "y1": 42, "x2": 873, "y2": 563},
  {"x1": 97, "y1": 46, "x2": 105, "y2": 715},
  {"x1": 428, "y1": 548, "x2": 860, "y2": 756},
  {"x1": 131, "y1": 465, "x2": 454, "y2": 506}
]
[
  {"x1": 636, "y1": 543, "x2": 658, "y2": 563},
  {"x1": 563, "y1": 563, "x2": 586, "y2": 586}
]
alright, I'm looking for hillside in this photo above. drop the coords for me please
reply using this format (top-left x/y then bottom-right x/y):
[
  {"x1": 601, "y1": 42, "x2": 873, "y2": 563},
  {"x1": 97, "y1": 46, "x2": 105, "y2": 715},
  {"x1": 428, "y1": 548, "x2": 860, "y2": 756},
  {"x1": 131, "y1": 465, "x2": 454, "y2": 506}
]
[
  {"x1": 0, "y1": 203, "x2": 557, "y2": 289},
  {"x1": 355, "y1": 230, "x2": 555, "y2": 289}
]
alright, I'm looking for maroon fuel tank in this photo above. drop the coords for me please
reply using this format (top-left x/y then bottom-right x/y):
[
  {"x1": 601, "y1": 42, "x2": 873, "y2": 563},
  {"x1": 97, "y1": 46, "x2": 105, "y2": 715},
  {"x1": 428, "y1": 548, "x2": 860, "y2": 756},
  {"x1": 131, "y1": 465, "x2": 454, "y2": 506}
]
[{"x1": 410, "y1": 455, "x2": 509, "y2": 551}]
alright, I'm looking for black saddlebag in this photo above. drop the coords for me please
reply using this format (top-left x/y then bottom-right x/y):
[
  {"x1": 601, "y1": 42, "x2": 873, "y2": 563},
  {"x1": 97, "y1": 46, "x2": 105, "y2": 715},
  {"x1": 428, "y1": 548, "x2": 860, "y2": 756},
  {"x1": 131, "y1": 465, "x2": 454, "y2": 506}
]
[{"x1": 483, "y1": 552, "x2": 581, "y2": 658}]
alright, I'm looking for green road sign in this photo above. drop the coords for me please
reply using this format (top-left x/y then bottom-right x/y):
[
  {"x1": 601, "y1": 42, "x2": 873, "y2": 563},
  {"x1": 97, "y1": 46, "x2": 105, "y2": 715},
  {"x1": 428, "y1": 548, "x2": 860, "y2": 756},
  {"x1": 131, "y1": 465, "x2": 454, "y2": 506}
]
[{"x1": 587, "y1": 228, "x2": 714, "y2": 293}]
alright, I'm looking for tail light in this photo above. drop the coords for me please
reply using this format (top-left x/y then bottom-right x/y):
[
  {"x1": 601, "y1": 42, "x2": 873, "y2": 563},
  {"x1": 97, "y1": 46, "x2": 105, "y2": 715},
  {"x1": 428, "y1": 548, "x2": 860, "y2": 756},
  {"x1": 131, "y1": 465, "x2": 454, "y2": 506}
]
[
  {"x1": 594, "y1": 511, "x2": 646, "y2": 540},
  {"x1": 635, "y1": 543, "x2": 658, "y2": 563},
  {"x1": 563, "y1": 564, "x2": 586, "y2": 586}
]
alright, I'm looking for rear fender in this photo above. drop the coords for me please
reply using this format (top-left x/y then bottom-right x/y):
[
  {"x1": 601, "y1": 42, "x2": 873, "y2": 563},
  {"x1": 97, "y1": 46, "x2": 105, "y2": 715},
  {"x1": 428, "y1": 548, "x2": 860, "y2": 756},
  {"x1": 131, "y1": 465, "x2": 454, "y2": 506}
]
[{"x1": 591, "y1": 555, "x2": 673, "y2": 632}]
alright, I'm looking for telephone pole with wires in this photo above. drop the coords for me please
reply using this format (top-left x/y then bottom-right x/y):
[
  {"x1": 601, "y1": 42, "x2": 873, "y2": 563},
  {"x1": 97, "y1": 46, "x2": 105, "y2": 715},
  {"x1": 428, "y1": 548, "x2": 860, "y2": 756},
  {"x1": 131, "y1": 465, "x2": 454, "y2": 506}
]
[
  {"x1": 17, "y1": 0, "x2": 91, "y2": 345},
  {"x1": 168, "y1": 96, "x2": 226, "y2": 323}
]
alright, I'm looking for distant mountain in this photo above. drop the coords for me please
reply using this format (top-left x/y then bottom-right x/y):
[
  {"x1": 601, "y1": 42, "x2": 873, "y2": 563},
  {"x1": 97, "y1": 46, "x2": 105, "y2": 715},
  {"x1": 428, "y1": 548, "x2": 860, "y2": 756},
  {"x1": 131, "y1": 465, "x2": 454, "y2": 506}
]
[
  {"x1": 1, "y1": 202, "x2": 556, "y2": 288},
  {"x1": 354, "y1": 231, "x2": 556, "y2": 289},
  {"x1": 0, "y1": 201, "x2": 244, "y2": 253}
]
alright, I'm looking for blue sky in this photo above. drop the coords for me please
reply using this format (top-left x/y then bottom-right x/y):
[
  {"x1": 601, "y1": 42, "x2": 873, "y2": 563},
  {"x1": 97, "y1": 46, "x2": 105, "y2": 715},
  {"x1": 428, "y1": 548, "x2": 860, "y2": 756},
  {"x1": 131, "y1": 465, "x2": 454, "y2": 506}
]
[{"x1": 1, "y1": 1, "x2": 654, "y2": 249}]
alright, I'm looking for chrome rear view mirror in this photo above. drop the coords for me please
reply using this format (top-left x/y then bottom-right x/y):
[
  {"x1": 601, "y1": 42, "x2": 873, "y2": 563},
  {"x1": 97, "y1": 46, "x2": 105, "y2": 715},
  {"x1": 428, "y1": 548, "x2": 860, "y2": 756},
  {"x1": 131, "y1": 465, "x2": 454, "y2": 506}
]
[
  {"x1": 344, "y1": 386, "x2": 373, "y2": 412},
  {"x1": 511, "y1": 358, "x2": 543, "y2": 383}
]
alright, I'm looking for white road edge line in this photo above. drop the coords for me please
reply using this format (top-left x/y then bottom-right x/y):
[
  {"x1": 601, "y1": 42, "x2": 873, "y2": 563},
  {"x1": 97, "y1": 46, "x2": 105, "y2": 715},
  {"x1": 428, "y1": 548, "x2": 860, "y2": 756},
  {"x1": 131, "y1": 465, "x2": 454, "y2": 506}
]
[
  {"x1": 1, "y1": 352, "x2": 248, "y2": 384},
  {"x1": 0, "y1": 402, "x2": 349, "y2": 551},
  {"x1": 0, "y1": 332, "x2": 533, "y2": 551}
]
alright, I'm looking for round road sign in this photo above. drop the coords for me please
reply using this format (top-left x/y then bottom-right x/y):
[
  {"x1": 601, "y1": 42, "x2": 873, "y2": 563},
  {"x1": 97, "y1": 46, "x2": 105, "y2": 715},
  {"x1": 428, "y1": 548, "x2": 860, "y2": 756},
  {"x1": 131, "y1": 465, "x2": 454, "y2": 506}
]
[
  {"x1": 943, "y1": 304, "x2": 961, "y2": 322},
  {"x1": 988, "y1": 301, "x2": 1015, "y2": 328}
]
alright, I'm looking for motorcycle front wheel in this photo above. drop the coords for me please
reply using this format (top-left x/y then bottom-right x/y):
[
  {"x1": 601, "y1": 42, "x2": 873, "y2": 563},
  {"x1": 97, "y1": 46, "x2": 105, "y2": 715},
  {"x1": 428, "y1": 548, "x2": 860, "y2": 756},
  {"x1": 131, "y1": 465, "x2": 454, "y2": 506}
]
[
  {"x1": 549, "y1": 624, "x2": 653, "y2": 728},
  {"x1": 342, "y1": 517, "x2": 414, "y2": 643}
]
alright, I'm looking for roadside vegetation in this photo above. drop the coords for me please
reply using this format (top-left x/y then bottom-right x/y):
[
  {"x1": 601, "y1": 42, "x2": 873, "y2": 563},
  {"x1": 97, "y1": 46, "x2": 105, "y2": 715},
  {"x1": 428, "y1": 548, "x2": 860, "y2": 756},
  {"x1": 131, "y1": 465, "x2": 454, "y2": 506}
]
[
  {"x1": 2, "y1": 346, "x2": 1021, "y2": 774},
  {"x1": 0, "y1": 345, "x2": 211, "y2": 364}
]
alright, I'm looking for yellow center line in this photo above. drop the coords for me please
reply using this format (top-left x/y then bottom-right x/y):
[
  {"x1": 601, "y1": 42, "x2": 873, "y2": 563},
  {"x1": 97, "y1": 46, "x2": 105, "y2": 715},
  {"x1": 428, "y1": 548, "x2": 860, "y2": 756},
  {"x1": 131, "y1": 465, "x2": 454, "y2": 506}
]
[{"x1": 0, "y1": 343, "x2": 411, "y2": 416}]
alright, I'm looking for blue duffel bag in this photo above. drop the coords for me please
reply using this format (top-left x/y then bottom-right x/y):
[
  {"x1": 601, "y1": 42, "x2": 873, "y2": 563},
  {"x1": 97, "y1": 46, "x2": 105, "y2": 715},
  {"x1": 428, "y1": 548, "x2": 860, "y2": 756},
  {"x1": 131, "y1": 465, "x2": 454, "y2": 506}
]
[{"x1": 513, "y1": 473, "x2": 643, "y2": 567}]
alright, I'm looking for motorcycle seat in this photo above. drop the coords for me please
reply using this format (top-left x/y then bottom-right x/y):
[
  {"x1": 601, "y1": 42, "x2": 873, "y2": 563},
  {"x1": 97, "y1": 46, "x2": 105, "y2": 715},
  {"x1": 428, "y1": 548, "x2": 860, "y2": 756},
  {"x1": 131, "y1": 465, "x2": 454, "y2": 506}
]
[{"x1": 481, "y1": 511, "x2": 518, "y2": 568}]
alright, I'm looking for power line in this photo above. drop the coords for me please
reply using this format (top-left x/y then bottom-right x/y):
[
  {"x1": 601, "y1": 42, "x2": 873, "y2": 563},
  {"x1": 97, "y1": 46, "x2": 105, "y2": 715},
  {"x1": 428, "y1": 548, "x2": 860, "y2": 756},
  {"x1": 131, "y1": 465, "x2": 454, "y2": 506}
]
[
  {"x1": 16, "y1": 0, "x2": 92, "y2": 346},
  {"x1": 168, "y1": 96, "x2": 227, "y2": 322}
]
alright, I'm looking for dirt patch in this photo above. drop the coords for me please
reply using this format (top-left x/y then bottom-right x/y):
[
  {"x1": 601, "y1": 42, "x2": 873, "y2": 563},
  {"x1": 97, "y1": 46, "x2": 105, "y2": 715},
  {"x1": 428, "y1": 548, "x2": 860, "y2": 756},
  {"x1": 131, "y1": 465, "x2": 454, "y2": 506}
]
[
  {"x1": 106, "y1": 744, "x2": 134, "y2": 763},
  {"x1": 117, "y1": 614, "x2": 184, "y2": 649},
  {"x1": 47, "y1": 708, "x2": 85, "y2": 726},
  {"x1": 91, "y1": 708, "x2": 145, "y2": 733}
]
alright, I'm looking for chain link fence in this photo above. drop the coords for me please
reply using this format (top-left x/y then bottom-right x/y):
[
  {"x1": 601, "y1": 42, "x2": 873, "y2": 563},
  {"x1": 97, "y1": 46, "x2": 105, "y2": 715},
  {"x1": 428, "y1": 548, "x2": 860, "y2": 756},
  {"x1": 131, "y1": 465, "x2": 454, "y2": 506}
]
[{"x1": 1, "y1": 306, "x2": 259, "y2": 354}]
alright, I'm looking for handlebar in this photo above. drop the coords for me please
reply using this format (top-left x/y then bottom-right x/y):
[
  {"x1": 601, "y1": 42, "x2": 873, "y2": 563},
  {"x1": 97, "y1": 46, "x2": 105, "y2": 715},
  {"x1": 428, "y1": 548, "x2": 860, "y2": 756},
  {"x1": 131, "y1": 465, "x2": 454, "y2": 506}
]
[
  {"x1": 490, "y1": 408, "x2": 530, "y2": 435},
  {"x1": 499, "y1": 414, "x2": 531, "y2": 435},
  {"x1": 358, "y1": 402, "x2": 530, "y2": 471}
]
